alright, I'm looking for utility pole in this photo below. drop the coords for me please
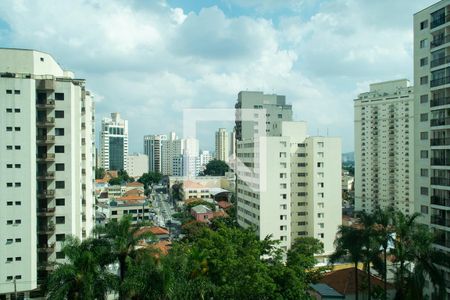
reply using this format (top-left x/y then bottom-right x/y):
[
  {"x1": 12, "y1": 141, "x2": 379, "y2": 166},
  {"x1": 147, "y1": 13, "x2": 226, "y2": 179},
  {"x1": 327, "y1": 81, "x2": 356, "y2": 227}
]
[{"x1": 13, "y1": 278, "x2": 17, "y2": 300}]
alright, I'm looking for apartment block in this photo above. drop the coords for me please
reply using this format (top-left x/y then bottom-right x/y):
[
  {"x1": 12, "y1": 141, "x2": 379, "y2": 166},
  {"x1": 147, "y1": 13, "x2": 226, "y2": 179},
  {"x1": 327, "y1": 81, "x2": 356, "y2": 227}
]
[
  {"x1": 126, "y1": 153, "x2": 149, "y2": 178},
  {"x1": 0, "y1": 48, "x2": 95, "y2": 297},
  {"x1": 354, "y1": 80, "x2": 414, "y2": 214},
  {"x1": 235, "y1": 92, "x2": 341, "y2": 256},
  {"x1": 215, "y1": 128, "x2": 229, "y2": 162},
  {"x1": 100, "y1": 112, "x2": 128, "y2": 171},
  {"x1": 414, "y1": 1, "x2": 450, "y2": 297},
  {"x1": 144, "y1": 134, "x2": 167, "y2": 173},
  {"x1": 161, "y1": 132, "x2": 182, "y2": 176}
]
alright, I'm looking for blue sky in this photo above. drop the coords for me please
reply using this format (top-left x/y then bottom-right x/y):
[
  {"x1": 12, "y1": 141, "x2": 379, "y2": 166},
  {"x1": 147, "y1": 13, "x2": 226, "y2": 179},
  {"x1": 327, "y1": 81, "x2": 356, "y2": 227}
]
[{"x1": 0, "y1": 0, "x2": 438, "y2": 153}]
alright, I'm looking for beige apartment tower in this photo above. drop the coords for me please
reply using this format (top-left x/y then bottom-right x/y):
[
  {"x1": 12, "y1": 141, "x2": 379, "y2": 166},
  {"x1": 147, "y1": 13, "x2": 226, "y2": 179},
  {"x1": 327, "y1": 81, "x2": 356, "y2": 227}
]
[
  {"x1": 215, "y1": 128, "x2": 229, "y2": 162},
  {"x1": 414, "y1": 1, "x2": 450, "y2": 297},
  {"x1": 0, "y1": 48, "x2": 95, "y2": 298},
  {"x1": 354, "y1": 79, "x2": 414, "y2": 215}
]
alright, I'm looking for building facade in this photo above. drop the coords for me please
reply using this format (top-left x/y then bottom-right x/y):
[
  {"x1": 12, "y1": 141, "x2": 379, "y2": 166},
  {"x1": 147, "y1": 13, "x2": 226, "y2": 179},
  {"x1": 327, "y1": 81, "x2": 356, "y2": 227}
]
[
  {"x1": 126, "y1": 153, "x2": 149, "y2": 178},
  {"x1": 235, "y1": 92, "x2": 341, "y2": 256},
  {"x1": 215, "y1": 128, "x2": 229, "y2": 162},
  {"x1": 144, "y1": 134, "x2": 167, "y2": 173},
  {"x1": 100, "y1": 112, "x2": 128, "y2": 171},
  {"x1": 354, "y1": 80, "x2": 414, "y2": 214},
  {"x1": 0, "y1": 48, "x2": 95, "y2": 297},
  {"x1": 161, "y1": 132, "x2": 182, "y2": 176},
  {"x1": 414, "y1": 1, "x2": 450, "y2": 297}
]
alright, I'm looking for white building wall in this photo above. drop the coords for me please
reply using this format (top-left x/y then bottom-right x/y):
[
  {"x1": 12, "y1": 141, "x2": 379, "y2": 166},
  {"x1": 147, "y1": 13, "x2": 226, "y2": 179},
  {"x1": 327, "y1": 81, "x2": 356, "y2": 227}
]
[
  {"x1": 126, "y1": 153, "x2": 149, "y2": 177},
  {"x1": 100, "y1": 113, "x2": 128, "y2": 171},
  {"x1": 215, "y1": 128, "x2": 229, "y2": 162}
]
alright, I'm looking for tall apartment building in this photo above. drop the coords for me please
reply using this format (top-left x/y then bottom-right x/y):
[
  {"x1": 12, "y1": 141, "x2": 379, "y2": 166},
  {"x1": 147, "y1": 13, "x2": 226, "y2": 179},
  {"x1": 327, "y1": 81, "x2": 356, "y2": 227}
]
[
  {"x1": 235, "y1": 91, "x2": 341, "y2": 256},
  {"x1": 144, "y1": 134, "x2": 167, "y2": 173},
  {"x1": 215, "y1": 128, "x2": 229, "y2": 162},
  {"x1": 200, "y1": 150, "x2": 213, "y2": 170},
  {"x1": 415, "y1": 2, "x2": 450, "y2": 297},
  {"x1": 100, "y1": 112, "x2": 128, "y2": 171},
  {"x1": 0, "y1": 48, "x2": 95, "y2": 297},
  {"x1": 126, "y1": 153, "x2": 149, "y2": 177},
  {"x1": 354, "y1": 80, "x2": 414, "y2": 215},
  {"x1": 161, "y1": 132, "x2": 182, "y2": 176}
]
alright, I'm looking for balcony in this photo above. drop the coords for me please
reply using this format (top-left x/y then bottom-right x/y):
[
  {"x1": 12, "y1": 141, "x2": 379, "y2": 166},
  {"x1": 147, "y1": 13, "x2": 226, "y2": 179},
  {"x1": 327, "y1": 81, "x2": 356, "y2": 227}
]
[
  {"x1": 431, "y1": 195, "x2": 450, "y2": 207},
  {"x1": 430, "y1": 76, "x2": 450, "y2": 87},
  {"x1": 36, "y1": 99, "x2": 55, "y2": 109},
  {"x1": 37, "y1": 262, "x2": 55, "y2": 271},
  {"x1": 431, "y1": 55, "x2": 450, "y2": 68},
  {"x1": 37, "y1": 224, "x2": 55, "y2": 235},
  {"x1": 36, "y1": 117, "x2": 55, "y2": 127},
  {"x1": 431, "y1": 96, "x2": 450, "y2": 107},
  {"x1": 434, "y1": 239, "x2": 450, "y2": 248},
  {"x1": 36, "y1": 79, "x2": 55, "y2": 91},
  {"x1": 431, "y1": 34, "x2": 450, "y2": 49},
  {"x1": 431, "y1": 158, "x2": 450, "y2": 166},
  {"x1": 37, "y1": 171, "x2": 55, "y2": 181},
  {"x1": 36, "y1": 135, "x2": 55, "y2": 145},
  {"x1": 37, "y1": 242, "x2": 55, "y2": 253},
  {"x1": 36, "y1": 153, "x2": 55, "y2": 162},
  {"x1": 431, "y1": 216, "x2": 450, "y2": 227},
  {"x1": 430, "y1": 117, "x2": 450, "y2": 127},
  {"x1": 430, "y1": 14, "x2": 450, "y2": 29},
  {"x1": 431, "y1": 137, "x2": 450, "y2": 146},
  {"x1": 37, "y1": 207, "x2": 56, "y2": 217},
  {"x1": 431, "y1": 177, "x2": 450, "y2": 186},
  {"x1": 37, "y1": 189, "x2": 55, "y2": 199}
]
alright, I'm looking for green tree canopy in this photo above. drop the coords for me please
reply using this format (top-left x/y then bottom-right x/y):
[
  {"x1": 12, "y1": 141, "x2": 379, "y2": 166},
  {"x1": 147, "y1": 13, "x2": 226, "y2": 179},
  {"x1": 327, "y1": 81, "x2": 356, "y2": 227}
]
[
  {"x1": 95, "y1": 167, "x2": 105, "y2": 179},
  {"x1": 138, "y1": 172, "x2": 163, "y2": 189},
  {"x1": 108, "y1": 170, "x2": 134, "y2": 185},
  {"x1": 203, "y1": 159, "x2": 229, "y2": 176}
]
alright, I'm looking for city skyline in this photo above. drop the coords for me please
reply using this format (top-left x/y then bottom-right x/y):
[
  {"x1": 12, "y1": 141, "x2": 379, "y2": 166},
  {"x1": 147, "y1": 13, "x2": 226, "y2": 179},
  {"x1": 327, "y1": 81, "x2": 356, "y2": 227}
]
[{"x1": 0, "y1": 0, "x2": 438, "y2": 153}]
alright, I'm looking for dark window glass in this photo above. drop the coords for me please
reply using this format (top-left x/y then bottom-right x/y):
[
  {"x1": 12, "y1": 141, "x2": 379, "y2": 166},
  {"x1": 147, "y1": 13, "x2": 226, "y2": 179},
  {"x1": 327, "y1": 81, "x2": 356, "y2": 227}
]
[
  {"x1": 55, "y1": 110, "x2": 64, "y2": 118},
  {"x1": 55, "y1": 163, "x2": 65, "y2": 171},
  {"x1": 55, "y1": 181, "x2": 65, "y2": 189},
  {"x1": 55, "y1": 93, "x2": 64, "y2": 100},
  {"x1": 56, "y1": 198, "x2": 65, "y2": 206},
  {"x1": 55, "y1": 216, "x2": 65, "y2": 224},
  {"x1": 55, "y1": 146, "x2": 64, "y2": 153}
]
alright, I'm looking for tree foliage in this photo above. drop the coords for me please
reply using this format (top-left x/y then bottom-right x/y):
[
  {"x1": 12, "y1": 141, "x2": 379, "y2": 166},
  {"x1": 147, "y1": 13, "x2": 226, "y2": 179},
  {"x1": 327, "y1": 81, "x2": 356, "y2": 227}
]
[
  {"x1": 108, "y1": 170, "x2": 134, "y2": 185},
  {"x1": 203, "y1": 159, "x2": 229, "y2": 176},
  {"x1": 95, "y1": 167, "x2": 105, "y2": 180},
  {"x1": 138, "y1": 172, "x2": 163, "y2": 189}
]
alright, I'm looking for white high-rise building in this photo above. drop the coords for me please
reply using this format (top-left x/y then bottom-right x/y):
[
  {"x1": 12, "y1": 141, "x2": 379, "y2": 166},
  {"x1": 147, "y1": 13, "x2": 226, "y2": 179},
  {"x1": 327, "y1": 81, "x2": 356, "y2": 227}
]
[
  {"x1": 235, "y1": 91, "x2": 341, "y2": 256},
  {"x1": 354, "y1": 80, "x2": 414, "y2": 215},
  {"x1": 100, "y1": 112, "x2": 128, "y2": 171},
  {"x1": 126, "y1": 153, "x2": 149, "y2": 178},
  {"x1": 0, "y1": 48, "x2": 95, "y2": 297},
  {"x1": 144, "y1": 134, "x2": 167, "y2": 173},
  {"x1": 200, "y1": 150, "x2": 213, "y2": 170},
  {"x1": 161, "y1": 132, "x2": 183, "y2": 176},
  {"x1": 414, "y1": 2, "x2": 450, "y2": 297},
  {"x1": 215, "y1": 128, "x2": 229, "y2": 162}
]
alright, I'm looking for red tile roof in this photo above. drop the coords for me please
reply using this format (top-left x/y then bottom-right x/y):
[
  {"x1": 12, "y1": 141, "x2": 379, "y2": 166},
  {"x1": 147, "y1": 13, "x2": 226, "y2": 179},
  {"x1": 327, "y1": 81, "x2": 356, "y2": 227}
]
[
  {"x1": 217, "y1": 201, "x2": 232, "y2": 209},
  {"x1": 126, "y1": 181, "x2": 144, "y2": 187},
  {"x1": 135, "y1": 226, "x2": 169, "y2": 236},
  {"x1": 183, "y1": 180, "x2": 205, "y2": 189},
  {"x1": 117, "y1": 195, "x2": 146, "y2": 201}
]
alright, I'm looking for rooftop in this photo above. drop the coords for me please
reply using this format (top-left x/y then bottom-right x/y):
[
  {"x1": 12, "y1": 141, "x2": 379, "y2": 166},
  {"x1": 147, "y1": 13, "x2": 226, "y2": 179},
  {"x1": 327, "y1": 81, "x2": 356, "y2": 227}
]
[{"x1": 191, "y1": 205, "x2": 212, "y2": 214}]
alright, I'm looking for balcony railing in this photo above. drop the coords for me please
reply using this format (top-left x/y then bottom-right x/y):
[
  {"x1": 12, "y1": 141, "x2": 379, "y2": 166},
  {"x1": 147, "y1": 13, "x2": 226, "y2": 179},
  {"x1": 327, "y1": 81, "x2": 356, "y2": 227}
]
[
  {"x1": 37, "y1": 242, "x2": 55, "y2": 253},
  {"x1": 36, "y1": 99, "x2": 55, "y2": 109},
  {"x1": 430, "y1": 117, "x2": 450, "y2": 127},
  {"x1": 430, "y1": 14, "x2": 450, "y2": 29},
  {"x1": 37, "y1": 189, "x2": 55, "y2": 199},
  {"x1": 37, "y1": 207, "x2": 56, "y2": 216},
  {"x1": 431, "y1": 177, "x2": 450, "y2": 186},
  {"x1": 36, "y1": 153, "x2": 55, "y2": 161},
  {"x1": 431, "y1": 55, "x2": 450, "y2": 68},
  {"x1": 431, "y1": 195, "x2": 450, "y2": 207},
  {"x1": 431, "y1": 137, "x2": 450, "y2": 146},
  {"x1": 431, "y1": 216, "x2": 450, "y2": 227},
  {"x1": 36, "y1": 117, "x2": 55, "y2": 127},
  {"x1": 37, "y1": 261, "x2": 55, "y2": 271},
  {"x1": 36, "y1": 135, "x2": 55, "y2": 144},
  {"x1": 37, "y1": 171, "x2": 55, "y2": 180},
  {"x1": 430, "y1": 96, "x2": 450, "y2": 107},
  {"x1": 37, "y1": 224, "x2": 55, "y2": 234},
  {"x1": 431, "y1": 157, "x2": 450, "y2": 166},
  {"x1": 430, "y1": 76, "x2": 450, "y2": 87},
  {"x1": 431, "y1": 34, "x2": 450, "y2": 49}
]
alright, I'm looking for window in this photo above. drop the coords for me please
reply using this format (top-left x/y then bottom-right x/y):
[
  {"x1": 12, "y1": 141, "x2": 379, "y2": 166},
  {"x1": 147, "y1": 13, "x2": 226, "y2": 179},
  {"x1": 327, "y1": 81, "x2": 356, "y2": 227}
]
[
  {"x1": 420, "y1": 95, "x2": 428, "y2": 103},
  {"x1": 15, "y1": 257, "x2": 21, "y2": 261},
  {"x1": 6, "y1": 183, "x2": 12, "y2": 187},
  {"x1": 6, "y1": 276, "x2": 13, "y2": 281},
  {"x1": 420, "y1": 205, "x2": 429, "y2": 214},
  {"x1": 420, "y1": 113, "x2": 428, "y2": 122},
  {"x1": 281, "y1": 194, "x2": 287, "y2": 199},
  {"x1": 14, "y1": 220, "x2": 21, "y2": 224},
  {"x1": 14, "y1": 108, "x2": 20, "y2": 113},
  {"x1": 6, "y1": 108, "x2": 12, "y2": 113},
  {"x1": 55, "y1": 110, "x2": 64, "y2": 118},
  {"x1": 14, "y1": 127, "x2": 20, "y2": 131},
  {"x1": 55, "y1": 181, "x2": 65, "y2": 189},
  {"x1": 56, "y1": 234, "x2": 65, "y2": 241},
  {"x1": 55, "y1": 163, "x2": 65, "y2": 171},
  {"x1": 7, "y1": 202, "x2": 12, "y2": 206},
  {"x1": 420, "y1": 187, "x2": 429, "y2": 196},
  {"x1": 317, "y1": 213, "x2": 324, "y2": 218},
  {"x1": 15, "y1": 164, "x2": 21, "y2": 169},
  {"x1": 7, "y1": 220, "x2": 13, "y2": 225},
  {"x1": 420, "y1": 20, "x2": 428, "y2": 30},
  {"x1": 55, "y1": 128, "x2": 65, "y2": 136},
  {"x1": 56, "y1": 252, "x2": 65, "y2": 259},
  {"x1": 280, "y1": 183, "x2": 287, "y2": 189},
  {"x1": 15, "y1": 201, "x2": 21, "y2": 206},
  {"x1": 279, "y1": 173, "x2": 287, "y2": 179},
  {"x1": 14, "y1": 90, "x2": 20, "y2": 95},
  {"x1": 278, "y1": 114, "x2": 282, "y2": 118},
  {"x1": 419, "y1": 39, "x2": 428, "y2": 48},
  {"x1": 14, "y1": 182, "x2": 21, "y2": 187},
  {"x1": 6, "y1": 239, "x2": 13, "y2": 244},
  {"x1": 55, "y1": 146, "x2": 65, "y2": 153},
  {"x1": 420, "y1": 150, "x2": 428, "y2": 158},
  {"x1": 55, "y1": 93, "x2": 64, "y2": 100},
  {"x1": 420, "y1": 76, "x2": 428, "y2": 85},
  {"x1": 6, "y1": 127, "x2": 12, "y2": 131},
  {"x1": 420, "y1": 132, "x2": 428, "y2": 140},
  {"x1": 317, "y1": 162, "x2": 324, "y2": 167},
  {"x1": 420, "y1": 57, "x2": 428, "y2": 66},
  {"x1": 55, "y1": 216, "x2": 65, "y2": 224},
  {"x1": 279, "y1": 152, "x2": 286, "y2": 158},
  {"x1": 112, "y1": 211, "x2": 118, "y2": 215},
  {"x1": 15, "y1": 238, "x2": 21, "y2": 243},
  {"x1": 14, "y1": 145, "x2": 20, "y2": 150},
  {"x1": 56, "y1": 198, "x2": 65, "y2": 206},
  {"x1": 420, "y1": 169, "x2": 428, "y2": 177},
  {"x1": 318, "y1": 233, "x2": 324, "y2": 239},
  {"x1": 6, "y1": 145, "x2": 12, "y2": 150},
  {"x1": 6, "y1": 89, "x2": 12, "y2": 94},
  {"x1": 6, "y1": 257, "x2": 13, "y2": 262}
]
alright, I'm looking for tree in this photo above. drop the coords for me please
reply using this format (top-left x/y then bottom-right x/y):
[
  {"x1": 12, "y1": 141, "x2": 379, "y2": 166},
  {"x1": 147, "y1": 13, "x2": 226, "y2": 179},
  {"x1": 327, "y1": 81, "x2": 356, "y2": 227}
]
[
  {"x1": 108, "y1": 170, "x2": 134, "y2": 185},
  {"x1": 138, "y1": 172, "x2": 163, "y2": 190},
  {"x1": 203, "y1": 159, "x2": 229, "y2": 176},
  {"x1": 93, "y1": 215, "x2": 154, "y2": 299},
  {"x1": 95, "y1": 167, "x2": 105, "y2": 179},
  {"x1": 330, "y1": 225, "x2": 365, "y2": 300},
  {"x1": 46, "y1": 237, "x2": 117, "y2": 300},
  {"x1": 171, "y1": 181, "x2": 183, "y2": 201}
]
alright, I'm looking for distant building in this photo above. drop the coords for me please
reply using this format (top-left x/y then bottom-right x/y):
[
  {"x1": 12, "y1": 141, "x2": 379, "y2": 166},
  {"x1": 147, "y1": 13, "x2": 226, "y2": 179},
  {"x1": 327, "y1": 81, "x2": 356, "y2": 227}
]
[
  {"x1": 215, "y1": 128, "x2": 229, "y2": 162},
  {"x1": 354, "y1": 80, "x2": 414, "y2": 215},
  {"x1": 161, "y1": 132, "x2": 182, "y2": 176},
  {"x1": 144, "y1": 134, "x2": 167, "y2": 173},
  {"x1": 100, "y1": 112, "x2": 128, "y2": 171},
  {"x1": 126, "y1": 153, "x2": 149, "y2": 177},
  {"x1": 235, "y1": 91, "x2": 341, "y2": 257},
  {"x1": 0, "y1": 48, "x2": 95, "y2": 296},
  {"x1": 200, "y1": 150, "x2": 213, "y2": 170}
]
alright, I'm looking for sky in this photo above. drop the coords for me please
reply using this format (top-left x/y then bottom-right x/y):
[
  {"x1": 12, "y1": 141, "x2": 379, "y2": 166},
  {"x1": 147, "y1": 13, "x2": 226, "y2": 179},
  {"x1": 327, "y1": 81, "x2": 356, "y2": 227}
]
[{"x1": 0, "y1": 0, "x2": 438, "y2": 153}]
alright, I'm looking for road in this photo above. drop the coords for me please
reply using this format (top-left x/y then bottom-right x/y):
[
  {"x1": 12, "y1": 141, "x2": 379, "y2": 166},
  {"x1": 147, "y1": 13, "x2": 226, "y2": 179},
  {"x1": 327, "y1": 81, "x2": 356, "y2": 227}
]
[{"x1": 150, "y1": 187, "x2": 176, "y2": 228}]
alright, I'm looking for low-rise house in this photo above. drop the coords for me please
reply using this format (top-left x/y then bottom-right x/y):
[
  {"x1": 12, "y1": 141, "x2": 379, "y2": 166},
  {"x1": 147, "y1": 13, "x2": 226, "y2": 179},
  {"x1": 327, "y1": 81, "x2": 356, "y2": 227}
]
[
  {"x1": 309, "y1": 283, "x2": 344, "y2": 299},
  {"x1": 135, "y1": 226, "x2": 170, "y2": 241},
  {"x1": 191, "y1": 205, "x2": 214, "y2": 222},
  {"x1": 125, "y1": 181, "x2": 145, "y2": 193},
  {"x1": 107, "y1": 185, "x2": 127, "y2": 199},
  {"x1": 97, "y1": 198, "x2": 151, "y2": 224}
]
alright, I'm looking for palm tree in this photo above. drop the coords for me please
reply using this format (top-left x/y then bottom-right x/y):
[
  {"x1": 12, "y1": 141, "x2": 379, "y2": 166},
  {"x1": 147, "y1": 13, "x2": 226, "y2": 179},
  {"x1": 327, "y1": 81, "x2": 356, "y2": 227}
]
[
  {"x1": 330, "y1": 225, "x2": 365, "y2": 300},
  {"x1": 94, "y1": 215, "x2": 154, "y2": 299},
  {"x1": 46, "y1": 236, "x2": 117, "y2": 300}
]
